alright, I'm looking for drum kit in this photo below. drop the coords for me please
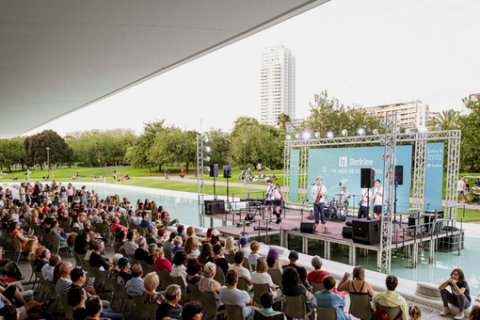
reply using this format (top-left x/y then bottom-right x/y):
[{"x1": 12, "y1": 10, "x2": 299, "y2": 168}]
[{"x1": 324, "y1": 193, "x2": 358, "y2": 221}]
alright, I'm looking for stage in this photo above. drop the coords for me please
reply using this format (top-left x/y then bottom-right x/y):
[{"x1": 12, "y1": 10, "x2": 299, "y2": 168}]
[{"x1": 203, "y1": 206, "x2": 463, "y2": 272}]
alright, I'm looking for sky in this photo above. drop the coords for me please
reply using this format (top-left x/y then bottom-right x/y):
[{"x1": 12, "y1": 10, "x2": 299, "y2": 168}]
[{"x1": 25, "y1": 0, "x2": 480, "y2": 137}]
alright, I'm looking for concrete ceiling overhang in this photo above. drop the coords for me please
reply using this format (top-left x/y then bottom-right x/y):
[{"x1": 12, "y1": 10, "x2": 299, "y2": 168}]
[{"x1": 0, "y1": 0, "x2": 329, "y2": 138}]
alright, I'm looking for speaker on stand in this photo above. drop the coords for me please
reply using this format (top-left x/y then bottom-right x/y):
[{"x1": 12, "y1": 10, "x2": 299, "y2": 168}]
[
  {"x1": 210, "y1": 164, "x2": 218, "y2": 199},
  {"x1": 223, "y1": 166, "x2": 231, "y2": 210},
  {"x1": 360, "y1": 168, "x2": 375, "y2": 220}
]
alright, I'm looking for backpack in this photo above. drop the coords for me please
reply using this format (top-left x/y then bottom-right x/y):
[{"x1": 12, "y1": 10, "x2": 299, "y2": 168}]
[{"x1": 372, "y1": 304, "x2": 402, "y2": 320}]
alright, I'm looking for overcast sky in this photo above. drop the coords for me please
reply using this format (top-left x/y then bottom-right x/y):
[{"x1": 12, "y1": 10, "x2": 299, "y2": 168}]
[{"x1": 25, "y1": 0, "x2": 480, "y2": 137}]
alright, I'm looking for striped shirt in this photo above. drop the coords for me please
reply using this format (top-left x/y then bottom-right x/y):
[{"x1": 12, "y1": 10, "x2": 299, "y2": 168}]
[{"x1": 56, "y1": 278, "x2": 72, "y2": 297}]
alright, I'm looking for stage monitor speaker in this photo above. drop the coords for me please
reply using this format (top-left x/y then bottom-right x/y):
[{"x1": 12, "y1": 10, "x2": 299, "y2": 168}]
[
  {"x1": 204, "y1": 200, "x2": 225, "y2": 215},
  {"x1": 209, "y1": 164, "x2": 218, "y2": 177},
  {"x1": 352, "y1": 219, "x2": 380, "y2": 245},
  {"x1": 395, "y1": 165, "x2": 404, "y2": 185},
  {"x1": 360, "y1": 168, "x2": 375, "y2": 188},
  {"x1": 300, "y1": 222, "x2": 316, "y2": 234},
  {"x1": 223, "y1": 166, "x2": 231, "y2": 178},
  {"x1": 342, "y1": 226, "x2": 353, "y2": 239}
]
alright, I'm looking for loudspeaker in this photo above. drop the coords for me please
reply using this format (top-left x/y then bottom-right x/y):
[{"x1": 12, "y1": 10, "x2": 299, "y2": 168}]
[
  {"x1": 223, "y1": 166, "x2": 232, "y2": 178},
  {"x1": 300, "y1": 222, "x2": 316, "y2": 234},
  {"x1": 360, "y1": 168, "x2": 375, "y2": 188},
  {"x1": 342, "y1": 226, "x2": 353, "y2": 239},
  {"x1": 352, "y1": 219, "x2": 380, "y2": 245},
  {"x1": 204, "y1": 200, "x2": 225, "y2": 215},
  {"x1": 395, "y1": 165, "x2": 403, "y2": 185},
  {"x1": 209, "y1": 164, "x2": 218, "y2": 177}
]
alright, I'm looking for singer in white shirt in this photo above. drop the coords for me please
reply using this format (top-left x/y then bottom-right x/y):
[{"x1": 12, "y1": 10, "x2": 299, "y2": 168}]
[
  {"x1": 372, "y1": 180, "x2": 384, "y2": 219},
  {"x1": 311, "y1": 176, "x2": 327, "y2": 228},
  {"x1": 358, "y1": 187, "x2": 372, "y2": 219}
]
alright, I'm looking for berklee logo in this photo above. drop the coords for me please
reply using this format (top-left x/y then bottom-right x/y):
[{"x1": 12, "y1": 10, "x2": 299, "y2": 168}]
[{"x1": 339, "y1": 156, "x2": 347, "y2": 167}]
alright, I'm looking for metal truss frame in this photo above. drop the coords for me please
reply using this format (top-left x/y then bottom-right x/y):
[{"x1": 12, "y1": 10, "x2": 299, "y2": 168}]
[
  {"x1": 196, "y1": 134, "x2": 205, "y2": 227},
  {"x1": 301, "y1": 142, "x2": 309, "y2": 203},
  {"x1": 283, "y1": 143, "x2": 291, "y2": 202}
]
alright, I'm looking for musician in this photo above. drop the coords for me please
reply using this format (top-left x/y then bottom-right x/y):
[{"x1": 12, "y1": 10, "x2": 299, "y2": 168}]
[
  {"x1": 339, "y1": 185, "x2": 349, "y2": 207},
  {"x1": 358, "y1": 187, "x2": 372, "y2": 219},
  {"x1": 264, "y1": 179, "x2": 275, "y2": 221},
  {"x1": 311, "y1": 176, "x2": 327, "y2": 228},
  {"x1": 372, "y1": 180, "x2": 384, "y2": 219}
]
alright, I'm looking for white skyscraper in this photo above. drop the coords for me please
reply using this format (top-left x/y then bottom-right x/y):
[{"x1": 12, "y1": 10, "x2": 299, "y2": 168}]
[{"x1": 260, "y1": 44, "x2": 296, "y2": 126}]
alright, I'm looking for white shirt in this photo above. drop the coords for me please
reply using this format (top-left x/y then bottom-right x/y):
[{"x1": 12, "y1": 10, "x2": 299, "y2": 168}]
[
  {"x1": 230, "y1": 265, "x2": 253, "y2": 291},
  {"x1": 240, "y1": 247, "x2": 251, "y2": 256},
  {"x1": 311, "y1": 184, "x2": 327, "y2": 203},
  {"x1": 187, "y1": 249, "x2": 200, "y2": 260},
  {"x1": 251, "y1": 272, "x2": 277, "y2": 298},
  {"x1": 265, "y1": 185, "x2": 275, "y2": 200},
  {"x1": 170, "y1": 264, "x2": 188, "y2": 286},
  {"x1": 42, "y1": 264, "x2": 55, "y2": 282},
  {"x1": 340, "y1": 191, "x2": 350, "y2": 203},
  {"x1": 360, "y1": 188, "x2": 372, "y2": 207},
  {"x1": 457, "y1": 180, "x2": 465, "y2": 191},
  {"x1": 373, "y1": 186, "x2": 384, "y2": 206}
]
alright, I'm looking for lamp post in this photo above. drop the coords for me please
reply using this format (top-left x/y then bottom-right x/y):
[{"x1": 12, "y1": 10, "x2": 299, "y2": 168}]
[
  {"x1": 46, "y1": 147, "x2": 50, "y2": 176},
  {"x1": 243, "y1": 140, "x2": 247, "y2": 175}
]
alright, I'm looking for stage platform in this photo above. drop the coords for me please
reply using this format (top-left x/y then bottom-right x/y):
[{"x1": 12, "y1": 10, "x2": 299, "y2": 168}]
[{"x1": 202, "y1": 207, "x2": 462, "y2": 272}]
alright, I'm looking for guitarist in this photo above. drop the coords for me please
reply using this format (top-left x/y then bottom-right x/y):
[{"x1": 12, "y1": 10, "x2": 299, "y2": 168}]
[
  {"x1": 371, "y1": 179, "x2": 384, "y2": 220},
  {"x1": 310, "y1": 176, "x2": 327, "y2": 228},
  {"x1": 358, "y1": 187, "x2": 372, "y2": 219}
]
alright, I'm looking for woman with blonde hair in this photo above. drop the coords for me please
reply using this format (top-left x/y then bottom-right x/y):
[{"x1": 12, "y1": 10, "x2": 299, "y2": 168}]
[
  {"x1": 409, "y1": 305, "x2": 422, "y2": 320},
  {"x1": 24, "y1": 238, "x2": 38, "y2": 261},
  {"x1": 337, "y1": 266, "x2": 375, "y2": 298},
  {"x1": 66, "y1": 232, "x2": 78, "y2": 251},
  {"x1": 223, "y1": 237, "x2": 235, "y2": 255},
  {"x1": 186, "y1": 226, "x2": 204, "y2": 242},
  {"x1": 198, "y1": 262, "x2": 223, "y2": 308},
  {"x1": 184, "y1": 237, "x2": 200, "y2": 260},
  {"x1": 251, "y1": 257, "x2": 281, "y2": 298},
  {"x1": 142, "y1": 272, "x2": 165, "y2": 305},
  {"x1": 30, "y1": 210, "x2": 39, "y2": 224}
]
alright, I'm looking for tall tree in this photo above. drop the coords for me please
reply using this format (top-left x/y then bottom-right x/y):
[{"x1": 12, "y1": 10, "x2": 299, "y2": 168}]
[
  {"x1": 24, "y1": 130, "x2": 73, "y2": 169},
  {"x1": 125, "y1": 120, "x2": 167, "y2": 170},
  {"x1": 0, "y1": 137, "x2": 25, "y2": 172},
  {"x1": 460, "y1": 97, "x2": 480, "y2": 172},
  {"x1": 207, "y1": 128, "x2": 230, "y2": 167},
  {"x1": 276, "y1": 113, "x2": 291, "y2": 130},
  {"x1": 434, "y1": 109, "x2": 460, "y2": 130}
]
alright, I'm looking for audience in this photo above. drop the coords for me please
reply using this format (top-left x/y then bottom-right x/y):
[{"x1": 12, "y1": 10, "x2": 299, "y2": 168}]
[
  {"x1": 171, "y1": 237, "x2": 184, "y2": 255},
  {"x1": 68, "y1": 268, "x2": 109, "y2": 309},
  {"x1": 89, "y1": 239, "x2": 111, "y2": 271},
  {"x1": 316, "y1": 275, "x2": 347, "y2": 320},
  {"x1": 185, "y1": 259, "x2": 203, "y2": 285},
  {"x1": 156, "y1": 284, "x2": 183, "y2": 320},
  {"x1": 251, "y1": 257, "x2": 281, "y2": 299},
  {"x1": 146, "y1": 225, "x2": 158, "y2": 245},
  {"x1": 248, "y1": 241, "x2": 261, "y2": 266},
  {"x1": 198, "y1": 262, "x2": 224, "y2": 309},
  {"x1": 182, "y1": 301, "x2": 203, "y2": 320},
  {"x1": 171, "y1": 251, "x2": 188, "y2": 286},
  {"x1": 42, "y1": 254, "x2": 61, "y2": 282},
  {"x1": 163, "y1": 232, "x2": 177, "y2": 257},
  {"x1": 239, "y1": 236, "x2": 251, "y2": 256},
  {"x1": 184, "y1": 237, "x2": 200, "y2": 260},
  {"x1": 409, "y1": 305, "x2": 422, "y2": 320},
  {"x1": 230, "y1": 251, "x2": 253, "y2": 291},
  {"x1": 213, "y1": 244, "x2": 229, "y2": 276},
  {"x1": 122, "y1": 231, "x2": 139, "y2": 255},
  {"x1": 308, "y1": 255, "x2": 345, "y2": 298},
  {"x1": 56, "y1": 262, "x2": 74, "y2": 296},
  {"x1": 257, "y1": 292, "x2": 285, "y2": 319},
  {"x1": 197, "y1": 242, "x2": 214, "y2": 267},
  {"x1": 142, "y1": 272, "x2": 165, "y2": 305},
  {"x1": 282, "y1": 266, "x2": 315, "y2": 314},
  {"x1": 154, "y1": 248, "x2": 173, "y2": 272},
  {"x1": 282, "y1": 250, "x2": 309, "y2": 289},
  {"x1": 470, "y1": 305, "x2": 480, "y2": 320},
  {"x1": 267, "y1": 247, "x2": 286, "y2": 272},
  {"x1": 224, "y1": 237, "x2": 236, "y2": 255},
  {"x1": 117, "y1": 257, "x2": 133, "y2": 285},
  {"x1": 125, "y1": 264, "x2": 145, "y2": 297},
  {"x1": 372, "y1": 275, "x2": 408, "y2": 320},
  {"x1": 219, "y1": 270, "x2": 255, "y2": 320},
  {"x1": 337, "y1": 266, "x2": 375, "y2": 298}
]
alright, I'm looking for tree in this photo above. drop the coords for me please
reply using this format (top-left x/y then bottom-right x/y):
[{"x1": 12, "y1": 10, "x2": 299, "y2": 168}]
[
  {"x1": 24, "y1": 130, "x2": 73, "y2": 169},
  {"x1": 276, "y1": 113, "x2": 291, "y2": 130},
  {"x1": 0, "y1": 137, "x2": 25, "y2": 172},
  {"x1": 459, "y1": 97, "x2": 480, "y2": 172},
  {"x1": 207, "y1": 128, "x2": 230, "y2": 168},
  {"x1": 434, "y1": 109, "x2": 460, "y2": 130}
]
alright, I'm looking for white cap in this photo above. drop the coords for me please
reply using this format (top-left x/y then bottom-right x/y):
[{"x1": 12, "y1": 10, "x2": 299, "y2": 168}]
[{"x1": 211, "y1": 229, "x2": 220, "y2": 237}]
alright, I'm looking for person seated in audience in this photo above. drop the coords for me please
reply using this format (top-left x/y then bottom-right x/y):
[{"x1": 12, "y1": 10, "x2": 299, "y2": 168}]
[
  {"x1": 372, "y1": 275, "x2": 408, "y2": 320},
  {"x1": 125, "y1": 264, "x2": 145, "y2": 297},
  {"x1": 34, "y1": 247, "x2": 50, "y2": 272},
  {"x1": 110, "y1": 217, "x2": 127, "y2": 232},
  {"x1": 182, "y1": 301, "x2": 203, "y2": 320},
  {"x1": 223, "y1": 237, "x2": 236, "y2": 255},
  {"x1": 171, "y1": 251, "x2": 188, "y2": 286},
  {"x1": 239, "y1": 236, "x2": 251, "y2": 256},
  {"x1": 156, "y1": 228, "x2": 167, "y2": 246},
  {"x1": 204, "y1": 227, "x2": 214, "y2": 242},
  {"x1": 337, "y1": 266, "x2": 375, "y2": 299},
  {"x1": 89, "y1": 239, "x2": 111, "y2": 271},
  {"x1": 156, "y1": 284, "x2": 183, "y2": 320},
  {"x1": 163, "y1": 232, "x2": 177, "y2": 257},
  {"x1": 470, "y1": 305, "x2": 480, "y2": 320},
  {"x1": 140, "y1": 211, "x2": 151, "y2": 228},
  {"x1": 186, "y1": 226, "x2": 204, "y2": 243},
  {"x1": 0, "y1": 296, "x2": 53, "y2": 320},
  {"x1": 177, "y1": 224, "x2": 186, "y2": 240},
  {"x1": 213, "y1": 244, "x2": 230, "y2": 276},
  {"x1": 116, "y1": 257, "x2": 133, "y2": 285},
  {"x1": 42, "y1": 254, "x2": 61, "y2": 282},
  {"x1": 438, "y1": 268, "x2": 471, "y2": 319},
  {"x1": 186, "y1": 259, "x2": 203, "y2": 285},
  {"x1": 24, "y1": 238, "x2": 38, "y2": 261},
  {"x1": 267, "y1": 247, "x2": 286, "y2": 273},
  {"x1": 154, "y1": 248, "x2": 172, "y2": 272},
  {"x1": 108, "y1": 254, "x2": 125, "y2": 279},
  {"x1": 68, "y1": 268, "x2": 109, "y2": 309},
  {"x1": 127, "y1": 209, "x2": 137, "y2": 226},
  {"x1": 70, "y1": 215, "x2": 83, "y2": 230},
  {"x1": 146, "y1": 225, "x2": 158, "y2": 245},
  {"x1": 282, "y1": 266, "x2": 316, "y2": 314},
  {"x1": 230, "y1": 251, "x2": 253, "y2": 291},
  {"x1": 316, "y1": 276, "x2": 347, "y2": 320},
  {"x1": 198, "y1": 262, "x2": 223, "y2": 309},
  {"x1": 160, "y1": 211, "x2": 179, "y2": 227},
  {"x1": 9, "y1": 221, "x2": 37, "y2": 253},
  {"x1": 50, "y1": 220, "x2": 69, "y2": 246},
  {"x1": 308, "y1": 255, "x2": 345, "y2": 298},
  {"x1": 184, "y1": 237, "x2": 200, "y2": 260},
  {"x1": 66, "y1": 232, "x2": 78, "y2": 252},
  {"x1": 283, "y1": 250, "x2": 309, "y2": 289},
  {"x1": 198, "y1": 243, "x2": 214, "y2": 267},
  {"x1": 134, "y1": 236, "x2": 152, "y2": 263},
  {"x1": 83, "y1": 220, "x2": 106, "y2": 243},
  {"x1": 219, "y1": 270, "x2": 255, "y2": 320},
  {"x1": 252, "y1": 257, "x2": 281, "y2": 299},
  {"x1": 409, "y1": 305, "x2": 422, "y2": 320},
  {"x1": 121, "y1": 230, "x2": 139, "y2": 255},
  {"x1": 56, "y1": 262, "x2": 74, "y2": 296},
  {"x1": 210, "y1": 234, "x2": 221, "y2": 247},
  {"x1": 142, "y1": 272, "x2": 165, "y2": 305},
  {"x1": 248, "y1": 241, "x2": 261, "y2": 266},
  {"x1": 74, "y1": 232, "x2": 90, "y2": 255},
  {"x1": 113, "y1": 229, "x2": 126, "y2": 253},
  {"x1": 74, "y1": 293, "x2": 124, "y2": 320},
  {"x1": 172, "y1": 237, "x2": 184, "y2": 255},
  {"x1": 257, "y1": 292, "x2": 286, "y2": 319}
]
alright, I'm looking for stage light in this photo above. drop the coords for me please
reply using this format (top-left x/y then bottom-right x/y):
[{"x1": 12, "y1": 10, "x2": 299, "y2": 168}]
[
  {"x1": 203, "y1": 136, "x2": 209, "y2": 143},
  {"x1": 205, "y1": 146, "x2": 211, "y2": 152},
  {"x1": 204, "y1": 156, "x2": 210, "y2": 162},
  {"x1": 302, "y1": 131, "x2": 311, "y2": 140},
  {"x1": 295, "y1": 133, "x2": 300, "y2": 140},
  {"x1": 380, "y1": 120, "x2": 386, "y2": 128},
  {"x1": 405, "y1": 129, "x2": 411, "y2": 134},
  {"x1": 326, "y1": 131, "x2": 334, "y2": 139},
  {"x1": 314, "y1": 132, "x2": 320, "y2": 139},
  {"x1": 373, "y1": 129, "x2": 379, "y2": 135},
  {"x1": 435, "y1": 124, "x2": 441, "y2": 131},
  {"x1": 418, "y1": 125, "x2": 428, "y2": 133},
  {"x1": 357, "y1": 128, "x2": 365, "y2": 136},
  {"x1": 285, "y1": 134, "x2": 291, "y2": 140},
  {"x1": 205, "y1": 167, "x2": 210, "y2": 172},
  {"x1": 341, "y1": 129, "x2": 348, "y2": 137}
]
